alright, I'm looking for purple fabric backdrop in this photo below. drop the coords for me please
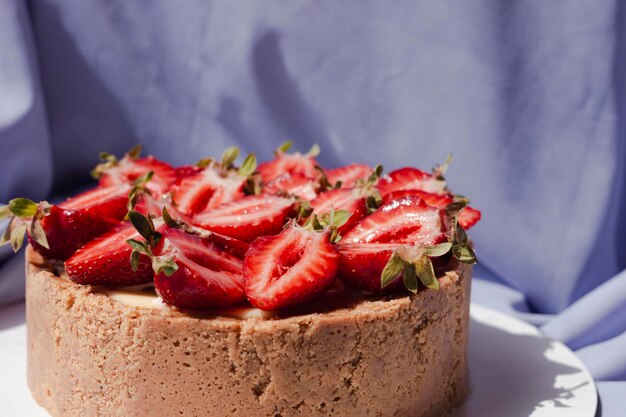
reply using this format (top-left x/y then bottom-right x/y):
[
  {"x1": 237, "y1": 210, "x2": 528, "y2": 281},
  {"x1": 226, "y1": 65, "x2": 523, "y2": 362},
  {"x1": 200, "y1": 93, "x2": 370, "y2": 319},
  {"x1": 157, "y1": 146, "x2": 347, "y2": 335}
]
[{"x1": 1, "y1": 0, "x2": 624, "y2": 414}]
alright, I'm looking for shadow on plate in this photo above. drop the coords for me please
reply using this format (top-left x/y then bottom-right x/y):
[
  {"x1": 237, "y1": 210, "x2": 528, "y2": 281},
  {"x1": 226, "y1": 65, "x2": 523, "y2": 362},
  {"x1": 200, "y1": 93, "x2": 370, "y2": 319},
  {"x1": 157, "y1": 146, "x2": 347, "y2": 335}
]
[{"x1": 452, "y1": 318, "x2": 590, "y2": 417}]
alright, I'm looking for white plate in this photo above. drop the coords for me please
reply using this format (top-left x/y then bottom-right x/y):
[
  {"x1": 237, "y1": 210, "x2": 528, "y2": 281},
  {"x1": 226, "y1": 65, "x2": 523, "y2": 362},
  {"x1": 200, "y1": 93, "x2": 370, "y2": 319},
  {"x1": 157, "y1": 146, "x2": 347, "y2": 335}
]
[
  {"x1": 0, "y1": 303, "x2": 597, "y2": 417},
  {"x1": 453, "y1": 304, "x2": 597, "y2": 417}
]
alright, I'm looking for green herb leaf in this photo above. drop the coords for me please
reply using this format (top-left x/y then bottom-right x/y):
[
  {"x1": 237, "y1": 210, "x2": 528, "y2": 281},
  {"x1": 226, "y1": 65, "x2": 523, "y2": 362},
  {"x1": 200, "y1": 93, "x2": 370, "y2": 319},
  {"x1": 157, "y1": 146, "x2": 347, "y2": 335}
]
[
  {"x1": 414, "y1": 256, "x2": 439, "y2": 290},
  {"x1": 276, "y1": 140, "x2": 293, "y2": 154},
  {"x1": 162, "y1": 207, "x2": 178, "y2": 228},
  {"x1": 29, "y1": 217, "x2": 49, "y2": 249},
  {"x1": 128, "y1": 211, "x2": 155, "y2": 243},
  {"x1": 381, "y1": 253, "x2": 405, "y2": 289},
  {"x1": 0, "y1": 217, "x2": 13, "y2": 246},
  {"x1": 445, "y1": 198, "x2": 469, "y2": 216},
  {"x1": 152, "y1": 255, "x2": 178, "y2": 277},
  {"x1": 238, "y1": 153, "x2": 257, "y2": 177},
  {"x1": 423, "y1": 242, "x2": 452, "y2": 258},
  {"x1": 297, "y1": 200, "x2": 313, "y2": 222},
  {"x1": 221, "y1": 146, "x2": 240, "y2": 168},
  {"x1": 0, "y1": 205, "x2": 11, "y2": 220},
  {"x1": 433, "y1": 153, "x2": 453, "y2": 179},
  {"x1": 126, "y1": 145, "x2": 142, "y2": 160},
  {"x1": 9, "y1": 223, "x2": 27, "y2": 252},
  {"x1": 196, "y1": 158, "x2": 214, "y2": 168},
  {"x1": 243, "y1": 177, "x2": 262, "y2": 195},
  {"x1": 402, "y1": 263, "x2": 418, "y2": 294},
  {"x1": 307, "y1": 144, "x2": 321, "y2": 157},
  {"x1": 8, "y1": 198, "x2": 38, "y2": 218},
  {"x1": 133, "y1": 170, "x2": 154, "y2": 187},
  {"x1": 455, "y1": 225, "x2": 469, "y2": 245},
  {"x1": 315, "y1": 165, "x2": 333, "y2": 191},
  {"x1": 365, "y1": 191, "x2": 382, "y2": 214},
  {"x1": 129, "y1": 251, "x2": 141, "y2": 272},
  {"x1": 126, "y1": 239, "x2": 152, "y2": 256},
  {"x1": 452, "y1": 244, "x2": 477, "y2": 264},
  {"x1": 330, "y1": 209, "x2": 351, "y2": 229},
  {"x1": 366, "y1": 164, "x2": 384, "y2": 186},
  {"x1": 99, "y1": 151, "x2": 116, "y2": 162}
]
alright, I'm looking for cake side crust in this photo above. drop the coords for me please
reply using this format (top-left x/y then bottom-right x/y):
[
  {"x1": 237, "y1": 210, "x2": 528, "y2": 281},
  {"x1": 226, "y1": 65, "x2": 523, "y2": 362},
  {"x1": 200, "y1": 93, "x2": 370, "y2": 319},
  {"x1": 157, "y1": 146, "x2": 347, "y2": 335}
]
[{"x1": 26, "y1": 247, "x2": 470, "y2": 417}]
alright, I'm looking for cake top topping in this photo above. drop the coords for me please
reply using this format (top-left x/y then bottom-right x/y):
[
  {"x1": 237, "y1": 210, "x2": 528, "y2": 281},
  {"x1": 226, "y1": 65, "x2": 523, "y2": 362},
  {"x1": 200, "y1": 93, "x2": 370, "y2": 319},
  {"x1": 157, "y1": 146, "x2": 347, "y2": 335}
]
[{"x1": 1, "y1": 143, "x2": 480, "y2": 311}]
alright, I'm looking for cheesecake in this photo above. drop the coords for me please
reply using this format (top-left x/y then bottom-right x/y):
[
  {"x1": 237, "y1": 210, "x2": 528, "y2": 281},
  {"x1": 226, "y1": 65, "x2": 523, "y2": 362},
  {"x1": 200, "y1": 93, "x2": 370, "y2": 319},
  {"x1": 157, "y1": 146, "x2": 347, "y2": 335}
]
[{"x1": 1, "y1": 143, "x2": 481, "y2": 417}]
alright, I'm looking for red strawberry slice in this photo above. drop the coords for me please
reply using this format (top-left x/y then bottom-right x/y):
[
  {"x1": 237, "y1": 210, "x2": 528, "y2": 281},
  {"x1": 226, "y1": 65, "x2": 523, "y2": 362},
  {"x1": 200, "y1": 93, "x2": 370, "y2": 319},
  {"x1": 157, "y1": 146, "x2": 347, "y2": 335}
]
[
  {"x1": 243, "y1": 224, "x2": 339, "y2": 310},
  {"x1": 99, "y1": 156, "x2": 177, "y2": 196},
  {"x1": 192, "y1": 195, "x2": 296, "y2": 243},
  {"x1": 342, "y1": 195, "x2": 449, "y2": 245},
  {"x1": 337, "y1": 195, "x2": 450, "y2": 292},
  {"x1": 310, "y1": 188, "x2": 367, "y2": 234},
  {"x1": 337, "y1": 243, "x2": 400, "y2": 292},
  {"x1": 381, "y1": 189, "x2": 481, "y2": 229},
  {"x1": 325, "y1": 164, "x2": 373, "y2": 188},
  {"x1": 60, "y1": 184, "x2": 130, "y2": 219},
  {"x1": 263, "y1": 173, "x2": 318, "y2": 200},
  {"x1": 257, "y1": 149, "x2": 319, "y2": 183},
  {"x1": 377, "y1": 167, "x2": 447, "y2": 196},
  {"x1": 29, "y1": 185, "x2": 130, "y2": 260},
  {"x1": 154, "y1": 227, "x2": 246, "y2": 309},
  {"x1": 458, "y1": 206, "x2": 481, "y2": 230},
  {"x1": 172, "y1": 167, "x2": 246, "y2": 216},
  {"x1": 65, "y1": 223, "x2": 156, "y2": 286},
  {"x1": 174, "y1": 164, "x2": 203, "y2": 181}
]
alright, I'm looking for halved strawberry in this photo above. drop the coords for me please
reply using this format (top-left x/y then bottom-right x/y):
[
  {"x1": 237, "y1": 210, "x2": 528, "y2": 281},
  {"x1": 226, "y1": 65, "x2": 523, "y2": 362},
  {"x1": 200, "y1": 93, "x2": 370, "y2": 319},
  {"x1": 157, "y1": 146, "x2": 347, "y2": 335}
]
[
  {"x1": 342, "y1": 195, "x2": 449, "y2": 245},
  {"x1": 263, "y1": 173, "x2": 318, "y2": 200},
  {"x1": 257, "y1": 142, "x2": 320, "y2": 183},
  {"x1": 172, "y1": 167, "x2": 246, "y2": 215},
  {"x1": 65, "y1": 222, "x2": 157, "y2": 285},
  {"x1": 159, "y1": 205, "x2": 250, "y2": 258},
  {"x1": 325, "y1": 164, "x2": 373, "y2": 188},
  {"x1": 153, "y1": 227, "x2": 246, "y2": 309},
  {"x1": 94, "y1": 147, "x2": 177, "y2": 196},
  {"x1": 337, "y1": 195, "x2": 450, "y2": 292},
  {"x1": 192, "y1": 195, "x2": 296, "y2": 243},
  {"x1": 457, "y1": 206, "x2": 481, "y2": 230},
  {"x1": 29, "y1": 185, "x2": 130, "y2": 260},
  {"x1": 310, "y1": 188, "x2": 367, "y2": 234},
  {"x1": 337, "y1": 243, "x2": 399, "y2": 292},
  {"x1": 377, "y1": 167, "x2": 447, "y2": 196},
  {"x1": 381, "y1": 189, "x2": 481, "y2": 230},
  {"x1": 243, "y1": 223, "x2": 339, "y2": 310},
  {"x1": 174, "y1": 165, "x2": 203, "y2": 181}
]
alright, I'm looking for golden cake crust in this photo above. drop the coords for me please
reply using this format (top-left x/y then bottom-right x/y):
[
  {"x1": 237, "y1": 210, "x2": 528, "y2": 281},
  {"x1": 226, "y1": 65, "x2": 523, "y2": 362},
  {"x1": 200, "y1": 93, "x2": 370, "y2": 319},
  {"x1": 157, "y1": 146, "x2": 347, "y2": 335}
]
[{"x1": 26, "y1": 247, "x2": 470, "y2": 417}]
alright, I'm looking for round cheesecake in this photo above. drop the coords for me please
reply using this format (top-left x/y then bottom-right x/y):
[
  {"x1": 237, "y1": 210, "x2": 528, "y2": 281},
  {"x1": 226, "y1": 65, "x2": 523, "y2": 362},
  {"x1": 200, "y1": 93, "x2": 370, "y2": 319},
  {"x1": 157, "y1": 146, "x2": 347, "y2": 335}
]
[{"x1": 26, "y1": 247, "x2": 471, "y2": 417}]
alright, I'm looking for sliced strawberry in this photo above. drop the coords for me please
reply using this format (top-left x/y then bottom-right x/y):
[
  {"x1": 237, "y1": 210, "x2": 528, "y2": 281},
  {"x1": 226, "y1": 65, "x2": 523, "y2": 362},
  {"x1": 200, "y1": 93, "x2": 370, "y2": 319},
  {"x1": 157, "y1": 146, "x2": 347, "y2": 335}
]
[
  {"x1": 65, "y1": 223, "x2": 156, "y2": 286},
  {"x1": 342, "y1": 195, "x2": 449, "y2": 245},
  {"x1": 154, "y1": 227, "x2": 246, "y2": 309},
  {"x1": 337, "y1": 243, "x2": 400, "y2": 292},
  {"x1": 325, "y1": 164, "x2": 373, "y2": 188},
  {"x1": 377, "y1": 167, "x2": 447, "y2": 196},
  {"x1": 192, "y1": 195, "x2": 296, "y2": 243},
  {"x1": 337, "y1": 195, "x2": 450, "y2": 292},
  {"x1": 174, "y1": 164, "x2": 203, "y2": 181},
  {"x1": 243, "y1": 224, "x2": 339, "y2": 310},
  {"x1": 263, "y1": 173, "x2": 318, "y2": 200},
  {"x1": 310, "y1": 188, "x2": 367, "y2": 234},
  {"x1": 29, "y1": 185, "x2": 130, "y2": 260},
  {"x1": 457, "y1": 206, "x2": 481, "y2": 229},
  {"x1": 60, "y1": 184, "x2": 130, "y2": 220},
  {"x1": 99, "y1": 155, "x2": 177, "y2": 196},
  {"x1": 257, "y1": 144, "x2": 319, "y2": 183},
  {"x1": 172, "y1": 167, "x2": 246, "y2": 216},
  {"x1": 382, "y1": 189, "x2": 481, "y2": 229}
]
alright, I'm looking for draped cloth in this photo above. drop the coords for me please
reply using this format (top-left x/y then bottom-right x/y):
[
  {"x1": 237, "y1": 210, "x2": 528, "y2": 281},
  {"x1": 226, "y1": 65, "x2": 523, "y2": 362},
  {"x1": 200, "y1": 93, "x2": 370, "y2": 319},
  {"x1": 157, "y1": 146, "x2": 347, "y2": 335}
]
[{"x1": 1, "y1": 0, "x2": 624, "y2": 414}]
